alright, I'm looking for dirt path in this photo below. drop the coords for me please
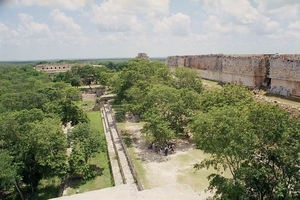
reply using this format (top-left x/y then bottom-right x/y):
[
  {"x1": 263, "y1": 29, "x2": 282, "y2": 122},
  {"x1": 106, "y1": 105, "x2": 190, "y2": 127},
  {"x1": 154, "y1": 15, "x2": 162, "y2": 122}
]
[{"x1": 121, "y1": 122, "x2": 215, "y2": 199}]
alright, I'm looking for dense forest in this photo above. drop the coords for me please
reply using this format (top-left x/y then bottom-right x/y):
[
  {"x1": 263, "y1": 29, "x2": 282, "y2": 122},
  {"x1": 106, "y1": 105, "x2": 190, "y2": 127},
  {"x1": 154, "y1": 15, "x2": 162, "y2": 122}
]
[
  {"x1": 0, "y1": 65, "x2": 105, "y2": 199},
  {"x1": 1, "y1": 59, "x2": 299, "y2": 200}
]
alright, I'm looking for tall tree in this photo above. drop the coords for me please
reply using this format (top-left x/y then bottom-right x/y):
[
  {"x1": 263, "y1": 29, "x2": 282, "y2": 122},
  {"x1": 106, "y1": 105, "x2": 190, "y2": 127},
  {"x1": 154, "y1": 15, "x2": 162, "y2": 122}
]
[
  {"x1": 67, "y1": 123, "x2": 104, "y2": 179},
  {"x1": 68, "y1": 123, "x2": 104, "y2": 164},
  {"x1": 172, "y1": 67, "x2": 203, "y2": 93},
  {"x1": 0, "y1": 110, "x2": 68, "y2": 195}
]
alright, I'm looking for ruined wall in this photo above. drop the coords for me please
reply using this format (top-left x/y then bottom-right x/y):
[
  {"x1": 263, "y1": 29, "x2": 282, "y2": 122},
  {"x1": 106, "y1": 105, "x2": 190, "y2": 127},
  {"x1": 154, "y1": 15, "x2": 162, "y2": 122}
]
[
  {"x1": 166, "y1": 54, "x2": 270, "y2": 88},
  {"x1": 35, "y1": 64, "x2": 72, "y2": 74},
  {"x1": 165, "y1": 54, "x2": 300, "y2": 97},
  {"x1": 269, "y1": 54, "x2": 300, "y2": 97},
  {"x1": 35, "y1": 63, "x2": 86, "y2": 77}
]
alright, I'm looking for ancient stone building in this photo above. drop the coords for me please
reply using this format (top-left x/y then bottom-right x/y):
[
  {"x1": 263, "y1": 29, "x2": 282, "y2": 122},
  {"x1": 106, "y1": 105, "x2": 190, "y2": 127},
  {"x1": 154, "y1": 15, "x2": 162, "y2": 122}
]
[
  {"x1": 166, "y1": 54, "x2": 300, "y2": 97},
  {"x1": 136, "y1": 53, "x2": 150, "y2": 60},
  {"x1": 35, "y1": 64, "x2": 72, "y2": 76}
]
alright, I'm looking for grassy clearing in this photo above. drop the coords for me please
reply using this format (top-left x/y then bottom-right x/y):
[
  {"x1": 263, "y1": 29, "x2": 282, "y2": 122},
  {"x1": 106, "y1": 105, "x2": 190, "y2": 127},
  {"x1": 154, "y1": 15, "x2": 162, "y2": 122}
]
[
  {"x1": 261, "y1": 90, "x2": 300, "y2": 107},
  {"x1": 202, "y1": 79, "x2": 222, "y2": 89},
  {"x1": 76, "y1": 100, "x2": 95, "y2": 111},
  {"x1": 117, "y1": 122, "x2": 145, "y2": 130},
  {"x1": 64, "y1": 111, "x2": 113, "y2": 196},
  {"x1": 79, "y1": 85, "x2": 102, "y2": 89},
  {"x1": 118, "y1": 122, "x2": 150, "y2": 189},
  {"x1": 127, "y1": 147, "x2": 150, "y2": 189},
  {"x1": 111, "y1": 104, "x2": 126, "y2": 122},
  {"x1": 176, "y1": 149, "x2": 232, "y2": 193}
]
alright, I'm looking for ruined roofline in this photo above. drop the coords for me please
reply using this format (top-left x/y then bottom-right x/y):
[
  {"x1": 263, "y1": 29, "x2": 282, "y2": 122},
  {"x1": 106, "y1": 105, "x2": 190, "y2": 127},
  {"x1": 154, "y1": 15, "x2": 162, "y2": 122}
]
[{"x1": 167, "y1": 54, "x2": 300, "y2": 60}]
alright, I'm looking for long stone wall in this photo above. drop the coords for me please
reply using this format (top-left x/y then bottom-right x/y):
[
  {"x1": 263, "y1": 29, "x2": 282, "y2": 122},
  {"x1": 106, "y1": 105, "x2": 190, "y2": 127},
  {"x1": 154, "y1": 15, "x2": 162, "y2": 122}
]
[{"x1": 165, "y1": 54, "x2": 300, "y2": 97}]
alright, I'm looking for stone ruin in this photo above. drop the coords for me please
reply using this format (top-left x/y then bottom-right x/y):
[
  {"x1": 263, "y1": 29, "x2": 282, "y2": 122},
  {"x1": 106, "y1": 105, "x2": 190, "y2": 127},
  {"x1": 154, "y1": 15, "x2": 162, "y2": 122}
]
[
  {"x1": 136, "y1": 53, "x2": 150, "y2": 60},
  {"x1": 165, "y1": 54, "x2": 300, "y2": 98},
  {"x1": 35, "y1": 63, "x2": 86, "y2": 77}
]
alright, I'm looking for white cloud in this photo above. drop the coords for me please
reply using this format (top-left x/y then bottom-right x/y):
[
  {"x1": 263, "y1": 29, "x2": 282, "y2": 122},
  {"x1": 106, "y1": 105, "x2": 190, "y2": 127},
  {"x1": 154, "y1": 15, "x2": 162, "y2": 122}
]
[
  {"x1": 154, "y1": 13, "x2": 191, "y2": 36},
  {"x1": 119, "y1": 0, "x2": 170, "y2": 20},
  {"x1": 201, "y1": 0, "x2": 288, "y2": 38},
  {"x1": 288, "y1": 21, "x2": 300, "y2": 30},
  {"x1": 204, "y1": 15, "x2": 249, "y2": 35},
  {"x1": 204, "y1": 0, "x2": 259, "y2": 25},
  {"x1": 0, "y1": 22, "x2": 19, "y2": 45},
  {"x1": 256, "y1": 0, "x2": 300, "y2": 20},
  {"x1": 91, "y1": 1, "x2": 142, "y2": 32},
  {"x1": 18, "y1": 13, "x2": 52, "y2": 38},
  {"x1": 90, "y1": 0, "x2": 170, "y2": 32},
  {"x1": 17, "y1": 0, "x2": 90, "y2": 10},
  {"x1": 50, "y1": 9, "x2": 82, "y2": 34}
]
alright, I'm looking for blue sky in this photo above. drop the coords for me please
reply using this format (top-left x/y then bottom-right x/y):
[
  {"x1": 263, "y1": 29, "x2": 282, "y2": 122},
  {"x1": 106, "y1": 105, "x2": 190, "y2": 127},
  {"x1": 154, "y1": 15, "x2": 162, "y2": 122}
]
[{"x1": 0, "y1": 0, "x2": 299, "y2": 61}]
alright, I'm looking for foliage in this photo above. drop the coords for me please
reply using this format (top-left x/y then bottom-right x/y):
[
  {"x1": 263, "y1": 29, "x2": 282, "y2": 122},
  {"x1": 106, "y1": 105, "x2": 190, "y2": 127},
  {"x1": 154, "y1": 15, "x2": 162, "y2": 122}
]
[
  {"x1": 142, "y1": 108, "x2": 175, "y2": 145},
  {"x1": 199, "y1": 84, "x2": 254, "y2": 112},
  {"x1": 0, "y1": 66, "x2": 86, "y2": 199},
  {"x1": 52, "y1": 64, "x2": 114, "y2": 87},
  {"x1": 110, "y1": 58, "x2": 204, "y2": 143},
  {"x1": 67, "y1": 123, "x2": 105, "y2": 180},
  {"x1": 190, "y1": 101, "x2": 300, "y2": 199},
  {"x1": 110, "y1": 58, "x2": 171, "y2": 104},
  {"x1": 0, "y1": 110, "x2": 68, "y2": 198},
  {"x1": 172, "y1": 67, "x2": 203, "y2": 93}
]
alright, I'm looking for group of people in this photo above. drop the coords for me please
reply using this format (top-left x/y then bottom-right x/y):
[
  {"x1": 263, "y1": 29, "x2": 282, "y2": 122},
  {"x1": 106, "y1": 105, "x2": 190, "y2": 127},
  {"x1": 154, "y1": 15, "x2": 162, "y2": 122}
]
[{"x1": 148, "y1": 142, "x2": 175, "y2": 156}]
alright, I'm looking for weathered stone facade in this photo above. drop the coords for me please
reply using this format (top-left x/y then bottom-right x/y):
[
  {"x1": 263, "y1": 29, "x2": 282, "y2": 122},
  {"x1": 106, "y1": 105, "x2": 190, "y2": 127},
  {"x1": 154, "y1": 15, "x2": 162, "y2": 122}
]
[
  {"x1": 166, "y1": 54, "x2": 300, "y2": 97},
  {"x1": 35, "y1": 63, "x2": 87, "y2": 77},
  {"x1": 268, "y1": 54, "x2": 300, "y2": 97},
  {"x1": 136, "y1": 53, "x2": 150, "y2": 60},
  {"x1": 35, "y1": 64, "x2": 73, "y2": 76}
]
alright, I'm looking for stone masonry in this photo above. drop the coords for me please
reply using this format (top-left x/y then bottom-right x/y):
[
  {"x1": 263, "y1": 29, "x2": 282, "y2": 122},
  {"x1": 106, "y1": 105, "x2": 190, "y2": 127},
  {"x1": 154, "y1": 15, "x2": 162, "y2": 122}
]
[{"x1": 166, "y1": 54, "x2": 300, "y2": 97}]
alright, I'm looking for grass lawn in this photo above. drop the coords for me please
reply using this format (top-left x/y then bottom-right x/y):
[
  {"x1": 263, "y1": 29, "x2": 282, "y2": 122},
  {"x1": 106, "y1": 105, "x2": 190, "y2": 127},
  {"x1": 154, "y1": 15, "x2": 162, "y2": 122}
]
[
  {"x1": 202, "y1": 79, "x2": 222, "y2": 89},
  {"x1": 76, "y1": 100, "x2": 95, "y2": 111},
  {"x1": 64, "y1": 111, "x2": 113, "y2": 196},
  {"x1": 127, "y1": 147, "x2": 150, "y2": 189}
]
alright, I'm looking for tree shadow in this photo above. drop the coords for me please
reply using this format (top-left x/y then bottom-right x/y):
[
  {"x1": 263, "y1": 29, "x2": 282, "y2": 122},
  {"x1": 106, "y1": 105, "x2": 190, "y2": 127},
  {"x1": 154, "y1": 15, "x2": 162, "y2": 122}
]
[
  {"x1": 28, "y1": 184, "x2": 60, "y2": 200},
  {"x1": 90, "y1": 164, "x2": 104, "y2": 176}
]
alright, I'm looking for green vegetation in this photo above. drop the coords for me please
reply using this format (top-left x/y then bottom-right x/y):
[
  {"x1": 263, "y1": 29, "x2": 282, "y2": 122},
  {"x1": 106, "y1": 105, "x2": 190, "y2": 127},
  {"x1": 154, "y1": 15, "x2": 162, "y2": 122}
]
[
  {"x1": 0, "y1": 66, "x2": 110, "y2": 199},
  {"x1": 127, "y1": 148, "x2": 149, "y2": 188},
  {"x1": 1, "y1": 58, "x2": 299, "y2": 200},
  {"x1": 110, "y1": 59, "x2": 300, "y2": 200},
  {"x1": 64, "y1": 107, "x2": 112, "y2": 195}
]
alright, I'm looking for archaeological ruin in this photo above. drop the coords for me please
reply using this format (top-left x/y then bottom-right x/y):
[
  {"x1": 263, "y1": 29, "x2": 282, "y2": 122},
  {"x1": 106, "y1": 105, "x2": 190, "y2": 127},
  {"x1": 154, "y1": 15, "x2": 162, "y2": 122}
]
[
  {"x1": 166, "y1": 54, "x2": 300, "y2": 97},
  {"x1": 35, "y1": 63, "x2": 88, "y2": 77},
  {"x1": 136, "y1": 53, "x2": 150, "y2": 60}
]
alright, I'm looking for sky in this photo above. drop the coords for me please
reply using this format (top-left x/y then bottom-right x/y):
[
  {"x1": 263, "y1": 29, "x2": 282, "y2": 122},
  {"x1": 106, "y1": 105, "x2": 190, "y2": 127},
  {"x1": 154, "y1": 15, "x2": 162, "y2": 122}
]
[{"x1": 0, "y1": 0, "x2": 300, "y2": 61}]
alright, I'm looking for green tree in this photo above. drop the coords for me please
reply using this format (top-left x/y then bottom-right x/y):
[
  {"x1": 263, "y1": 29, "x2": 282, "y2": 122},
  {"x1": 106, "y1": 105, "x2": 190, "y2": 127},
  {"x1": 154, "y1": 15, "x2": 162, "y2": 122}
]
[
  {"x1": 191, "y1": 101, "x2": 300, "y2": 200},
  {"x1": 244, "y1": 103, "x2": 300, "y2": 199},
  {"x1": 67, "y1": 123, "x2": 104, "y2": 180},
  {"x1": 142, "y1": 109, "x2": 175, "y2": 145},
  {"x1": 0, "y1": 110, "x2": 67, "y2": 196},
  {"x1": 45, "y1": 100, "x2": 89, "y2": 126},
  {"x1": 0, "y1": 150, "x2": 24, "y2": 200},
  {"x1": 68, "y1": 123, "x2": 104, "y2": 164},
  {"x1": 110, "y1": 59, "x2": 171, "y2": 103},
  {"x1": 173, "y1": 67, "x2": 203, "y2": 93},
  {"x1": 190, "y1": 106, "x2": 256, "y2": 191},
  {"x1": 70, "y1": 76, "x2": 81, "y2": 87},
  {"x1": 199, "y1": 84, "x2": 254, "y2": 112},
  {"x1": 68, "y1": 146, "x2": 91, "y2": 179},
  {"x1": 73, "y1": 65, "x2": 96, "y2": 87}
]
